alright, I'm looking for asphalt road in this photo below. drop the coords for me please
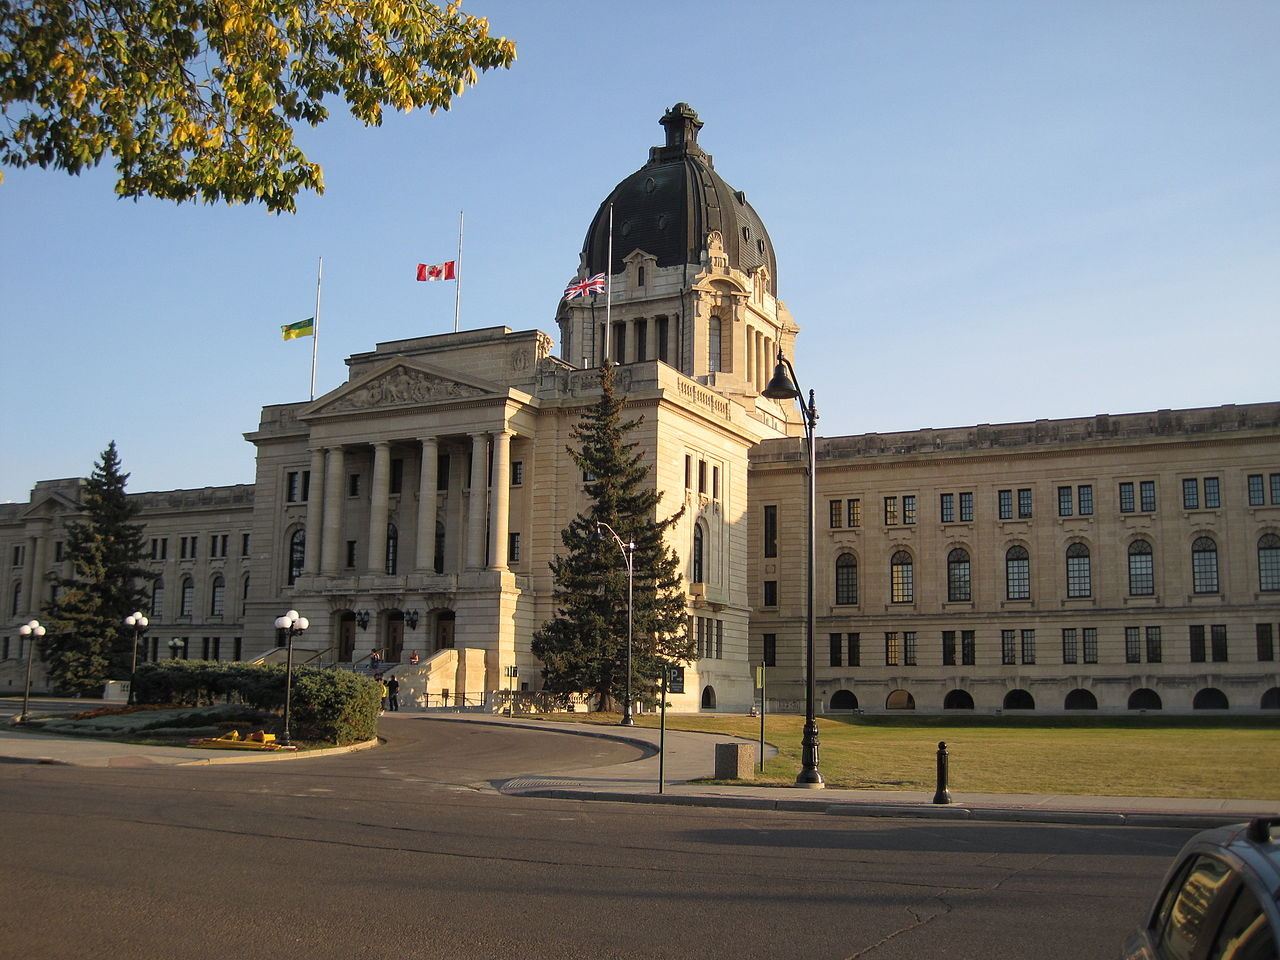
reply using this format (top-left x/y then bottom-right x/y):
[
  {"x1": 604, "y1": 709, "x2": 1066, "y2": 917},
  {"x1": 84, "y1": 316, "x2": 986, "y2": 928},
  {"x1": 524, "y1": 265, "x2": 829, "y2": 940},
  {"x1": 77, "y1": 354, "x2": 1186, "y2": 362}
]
[{"x1": 0, "y1": 714, "x2": 1192, "y2": 959}]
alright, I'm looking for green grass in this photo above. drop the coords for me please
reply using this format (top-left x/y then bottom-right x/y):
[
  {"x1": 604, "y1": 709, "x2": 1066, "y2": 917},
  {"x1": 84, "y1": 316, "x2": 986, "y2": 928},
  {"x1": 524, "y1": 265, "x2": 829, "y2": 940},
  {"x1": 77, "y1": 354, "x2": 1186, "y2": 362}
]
[{"x1": 529, "y1": 712, "x2": 1280, "y2": 799}]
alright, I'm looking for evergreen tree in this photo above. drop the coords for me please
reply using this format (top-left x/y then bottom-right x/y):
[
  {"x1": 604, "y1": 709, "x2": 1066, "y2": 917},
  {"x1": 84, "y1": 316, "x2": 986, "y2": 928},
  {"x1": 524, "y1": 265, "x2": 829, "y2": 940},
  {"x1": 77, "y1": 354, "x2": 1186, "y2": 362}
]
[
  {"x1": 532, "y1": 363, "x2": 693, "y2": 711},
  {"x1": 41, "y1": 442, "x2": 155, "y2": 695}
]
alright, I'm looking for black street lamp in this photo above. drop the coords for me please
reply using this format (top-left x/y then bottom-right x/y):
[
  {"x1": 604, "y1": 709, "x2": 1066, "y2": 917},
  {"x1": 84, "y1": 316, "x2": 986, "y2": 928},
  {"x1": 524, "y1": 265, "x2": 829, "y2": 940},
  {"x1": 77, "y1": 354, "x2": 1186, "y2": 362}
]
[
  {"x1": 762, "y1": 351, "x2": 824, "y2": 788},
  {"x1": 596, "y1": 521, "x2": 636, "y2": 726},
  {"x1": 18, "y1": 619, "x2": 45, "y2": 723},
  {"x1": 273, "y1": 610, "x2": 309, "y2": 746},
  {"x1": 124, "y1": 611, "x2": 148, "y2": 706}
]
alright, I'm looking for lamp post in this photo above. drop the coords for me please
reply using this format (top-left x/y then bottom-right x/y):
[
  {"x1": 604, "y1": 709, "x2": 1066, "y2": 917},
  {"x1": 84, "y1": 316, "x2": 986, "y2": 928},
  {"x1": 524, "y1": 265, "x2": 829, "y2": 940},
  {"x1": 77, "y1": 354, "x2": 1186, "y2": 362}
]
[
  {"x1": 273, "y1": 610, "x2": 309, "y2": 746},
  {"x1": 762, "y1": 351, "x2": 824, "y2": 787},
  {"x1": 124, "y1": 611, "x2": 148, "y2": 706},
  {"x1": 18, "y1": 619, "x2": 45, "y2": 723},
  {"x1": 168, "y1": 638, "x2": 183, "y2": 659},
  {"x1": 596, "y1": 521, "x2": 636, "y2": 726}
]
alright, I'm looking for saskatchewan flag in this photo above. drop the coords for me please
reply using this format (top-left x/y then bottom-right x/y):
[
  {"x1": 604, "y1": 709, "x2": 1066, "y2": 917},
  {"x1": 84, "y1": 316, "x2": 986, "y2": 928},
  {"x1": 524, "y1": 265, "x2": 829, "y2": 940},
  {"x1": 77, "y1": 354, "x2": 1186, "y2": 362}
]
[{"x1": 281, "y1": 317, "x2": 315, "y2": 341}]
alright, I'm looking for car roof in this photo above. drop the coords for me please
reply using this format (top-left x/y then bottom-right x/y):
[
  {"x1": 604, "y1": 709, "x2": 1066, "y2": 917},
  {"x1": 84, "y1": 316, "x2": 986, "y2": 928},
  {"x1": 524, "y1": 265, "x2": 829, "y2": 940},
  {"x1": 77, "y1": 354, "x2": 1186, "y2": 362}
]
[{"x1": 1181, "y1": 817, "x2": 1280, "y2": 906}]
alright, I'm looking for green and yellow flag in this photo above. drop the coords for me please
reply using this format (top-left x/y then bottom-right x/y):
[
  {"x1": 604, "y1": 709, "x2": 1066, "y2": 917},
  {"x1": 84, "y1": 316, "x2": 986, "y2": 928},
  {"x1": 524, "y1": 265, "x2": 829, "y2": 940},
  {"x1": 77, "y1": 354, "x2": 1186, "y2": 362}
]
[{"x1": 281, "y1": 317, "x2": 315, "y2": 341}]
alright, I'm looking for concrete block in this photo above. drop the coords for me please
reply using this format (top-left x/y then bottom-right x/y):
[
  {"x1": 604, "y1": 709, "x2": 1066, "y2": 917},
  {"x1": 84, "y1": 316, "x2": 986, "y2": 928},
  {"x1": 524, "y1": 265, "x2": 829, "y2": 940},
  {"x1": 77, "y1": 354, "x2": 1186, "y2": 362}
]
[{"x1": 714, "y1": 741, "x2": 756, "y2": 780}]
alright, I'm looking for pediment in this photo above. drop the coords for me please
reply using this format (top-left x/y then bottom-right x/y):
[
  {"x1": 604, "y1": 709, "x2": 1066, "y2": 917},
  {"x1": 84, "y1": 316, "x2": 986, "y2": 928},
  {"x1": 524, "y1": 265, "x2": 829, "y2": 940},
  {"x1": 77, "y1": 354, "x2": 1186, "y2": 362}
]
[
  {"x1": 305, "y1": 360, "x2": 498, "y2": 418},
  {"x1": 23, "y1": 489, "x2": 81, "y2": 519}
]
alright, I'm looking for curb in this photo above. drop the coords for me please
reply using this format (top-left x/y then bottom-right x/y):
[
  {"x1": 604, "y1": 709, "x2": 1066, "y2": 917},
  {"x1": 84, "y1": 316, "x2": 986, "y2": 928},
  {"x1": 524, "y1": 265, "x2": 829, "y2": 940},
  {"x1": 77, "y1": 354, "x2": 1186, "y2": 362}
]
[{"x1": 0, "y1": 736, "x2": 379, "y2": 767}]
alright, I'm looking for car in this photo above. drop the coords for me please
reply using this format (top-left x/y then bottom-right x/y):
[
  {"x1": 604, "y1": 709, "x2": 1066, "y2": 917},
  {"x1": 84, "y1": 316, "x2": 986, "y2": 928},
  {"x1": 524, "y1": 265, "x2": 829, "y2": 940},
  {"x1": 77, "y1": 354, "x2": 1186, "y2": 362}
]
[{"x1": 1123, "y1": 816, "x2": 1279, "y2": 959}]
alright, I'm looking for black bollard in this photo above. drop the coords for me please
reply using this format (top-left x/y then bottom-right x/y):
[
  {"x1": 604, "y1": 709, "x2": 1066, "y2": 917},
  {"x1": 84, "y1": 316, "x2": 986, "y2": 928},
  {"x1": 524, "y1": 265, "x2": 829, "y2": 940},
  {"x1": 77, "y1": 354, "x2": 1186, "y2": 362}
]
[{"x1": 932, "y1": 740, "x2": 952, "y2": 804}]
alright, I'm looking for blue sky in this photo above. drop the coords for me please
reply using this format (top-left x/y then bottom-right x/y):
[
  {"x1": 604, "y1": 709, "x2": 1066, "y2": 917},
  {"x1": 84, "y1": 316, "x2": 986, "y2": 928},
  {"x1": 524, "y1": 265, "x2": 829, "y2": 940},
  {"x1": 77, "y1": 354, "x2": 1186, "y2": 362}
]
[{"x1": 2, "y1": 0, "x2": 1277, "y2": 502}]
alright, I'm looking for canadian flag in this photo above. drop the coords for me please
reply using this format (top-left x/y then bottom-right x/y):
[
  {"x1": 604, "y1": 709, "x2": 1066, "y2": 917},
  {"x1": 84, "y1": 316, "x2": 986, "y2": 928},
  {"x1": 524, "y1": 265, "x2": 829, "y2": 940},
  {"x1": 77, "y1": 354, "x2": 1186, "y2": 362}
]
[{"x1": 416, "y1": 261, "x2": 456, "y2": 282}]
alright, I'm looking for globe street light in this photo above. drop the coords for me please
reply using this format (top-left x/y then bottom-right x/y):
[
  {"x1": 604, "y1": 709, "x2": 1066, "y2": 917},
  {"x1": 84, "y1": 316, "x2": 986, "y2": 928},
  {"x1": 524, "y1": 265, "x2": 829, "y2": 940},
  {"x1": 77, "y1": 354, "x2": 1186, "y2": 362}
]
[
  {"x1": 596, "y1": 521, "x2": 636, "y2": 726},
  {"x1": 168, "y1": 638, "x2": 183, "y2": 659},
  {"x1": 18, "y1": 619, "x2": 45, "y2": 723},
  {"x1": 124, "y1": 612, "x2": 149, "y2": 706},
  {"x1": 762, "y1": 351, "x2": 824, "y2": 788},
  {"x1": 273, "y1": 610, "x2": 309, "y2": 746}
]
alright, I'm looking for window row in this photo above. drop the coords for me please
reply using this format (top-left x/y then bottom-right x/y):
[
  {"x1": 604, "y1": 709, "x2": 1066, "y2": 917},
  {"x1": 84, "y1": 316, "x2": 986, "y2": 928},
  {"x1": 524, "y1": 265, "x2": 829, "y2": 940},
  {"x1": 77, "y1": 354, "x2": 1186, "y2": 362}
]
[
  {"x1": 824, "y1": 686, "x2": 1280, "y2": 712},
  {"x1": 149, "y1": 533, "x2": 249, "y2": 561},
  {"x1": 148, "y1": 575, "x2": 249, "y2": 620}
]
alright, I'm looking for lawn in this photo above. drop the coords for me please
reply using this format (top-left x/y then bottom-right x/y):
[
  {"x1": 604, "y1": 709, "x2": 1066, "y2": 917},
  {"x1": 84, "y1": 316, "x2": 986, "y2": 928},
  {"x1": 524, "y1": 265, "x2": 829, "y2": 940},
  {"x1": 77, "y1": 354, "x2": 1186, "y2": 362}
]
[{"x1": 532, "y1": 712, "x2": 1280, "y2": 800}]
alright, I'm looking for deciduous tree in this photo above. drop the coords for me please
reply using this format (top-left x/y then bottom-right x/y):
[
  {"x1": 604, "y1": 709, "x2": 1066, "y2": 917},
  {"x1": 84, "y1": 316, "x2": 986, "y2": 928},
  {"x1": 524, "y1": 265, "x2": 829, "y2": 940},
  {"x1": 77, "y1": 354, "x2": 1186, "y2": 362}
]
[{"x1": 0, "y1": 0, "x2": 516, "y2": 211}]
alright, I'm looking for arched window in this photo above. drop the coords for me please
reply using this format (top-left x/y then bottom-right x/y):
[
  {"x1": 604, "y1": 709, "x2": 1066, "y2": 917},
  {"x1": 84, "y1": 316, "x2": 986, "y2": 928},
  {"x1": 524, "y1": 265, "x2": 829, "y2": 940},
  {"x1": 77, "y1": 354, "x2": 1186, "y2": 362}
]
[
  {"x1": 385, "y1": 523, "x2": 398, "y2": 575},
  {"x1": 701, "y1": 685, "x2": 717, "y2": 709},
  {"x1": 1262, "y1": 688, "x2": 1280, "y2": 710},
  {"x1": 707, "y1": 316, "x2": 722, "y2": 373},
  {"x1": 943, "y1": 689, "x2": 974, "y2": 710},
  {"x1": 947, "y1": 548, "x2": 971, "y2": 602},
  {"x1": 1193, "y1": 687, "x2": 1229, "y2": 710},
  {"x1": 180, "y1": 577, "x2": 194, "y2": 617},
  {"x1": 1066, "y1": 542, "x2": 1091, "y2": 598},
  {"x1": 1191, "y1": 536, "x2": 1219, "y2": 593},
  {"x1": 890, "y1": 550, "x2": 913, "y2": 603},
  {"x1": 1259, "y1": 534, "x2": 1280, "y2": 592},
  {"x1": 1064, "y1": 689, "x2": 1098, "y2": 710},
  {"x1": 692, "y1": 523, "x2": 705, "y2": 583},
  {"x1": 1128, "y1": 540, "x2": 1154, "y2": 596},
  {"x1": 885, "y1": 689, "x2": 915, "y2": 710},
  {"x1": 830, "y1": 690, "x2": 858, "y2": 710},
  {"x1": 11, "y1": 580, "x2": 21, "y2": 617},
  {"x1": 834, "y1": 553, "x2": 858, "y2": 605},
  {"x1": 209, "y1": 576, "x2": 225, "y2": 616},
  {"x1": 434, "y1": 520, "x2": 445, "y2": 574},
  {"x1": 240, "y1": 575, "x2": 250, "y2": 615},
  {"x1": 1005, "y1": 545, "x2": 1030, "y2": 600},
  {"x1": 1128, "y1": 688, "x2": 1162, "y2": 710},
  {"x1": 288, "y1": 529, "x2": 305, "y2": 585},
  {"x1": 151, "y1": 579, "x2": 165, "y2": 619},
  {"x1": 1003, "y1": 689, "x2": 1035, "y2": 710}
]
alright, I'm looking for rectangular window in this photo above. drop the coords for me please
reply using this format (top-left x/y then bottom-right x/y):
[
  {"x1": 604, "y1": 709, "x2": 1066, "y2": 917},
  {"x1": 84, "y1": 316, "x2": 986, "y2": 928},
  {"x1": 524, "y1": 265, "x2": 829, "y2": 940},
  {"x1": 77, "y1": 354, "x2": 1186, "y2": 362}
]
[
  {"x1": 1203, "y1": 477, "x2": 1220, "y2": 509},
  {"x1": 437, "y1": 454, "x2": 450, "y2": 491},
  {"x1": 1021, "y1": 629, "x2": 1036, "y2": 665},
  {"x1": 904, "y1": 632, "x2": 918, "y2": 666},
  {"x1": 1125, "y1": 626, "x2": 1141, "y2": 664},
  {"x1": 847, "y1": 498, "x2": 861, "y2": 527},
  {"x1": 961, "y1": 630, "x2": 975, "y2": 666},
  {"x1": 829, "y1": 500, "x2": 843, "y2": 529},
  {"x1": 1058, "y1": 486, "x2": 1073, "y2": 517},
  {"x1": 1001, "y1": 630, "x2": 1016, "y2": 665},
  {"x1": 885, "y1": 632, "x2": 900, "y2": 666},
  {"x1": 1018, "y1": 488, "x2": 1033, "y2": 519},
  {"x1": 511, "y1": 461, "x2": 524, "y2": 486},
  {"x1": 763, "y1": 580, "x2": 777, "y2": 607},
  {"x1": 1182, "y1": 478, "x2": 1199, "y2": 510},
  {"x1": 390, "y1": 459, "x2": 404, "y2": 495},
  {"x1": 1257, "y1": 623, "x2": 1275, "y2": 662},
  {"x1": 684, "y1": 455, "x2": 691, "y2": 489},
  {"x1": 1083, "y1": 627, "x2": 1098, "y2": 664},
  {"x1": 829, "y1": 633, "x2": 843, "y2": 667},
  {"x1": 884, "y1": 496, "x2": 898, "y2": 525},
  {"x1": 1146, "y1": 626, "x2": 1162, "y2": 663},
  {"x1": 150, "y1": 538, "x2": 161, "y2": 560},
  {"x1": 715, "y1": 620, "x2": 723, "y2": 659},
  {"x1": 286, "y1": 471, "x2": 300, "y2": 502},
  {"x1": 1190, "y1": 625, "x2": 1206, "y2": 663},
  {"x1": 508, "y1": 532, "x2": 521, "y2": 564},
  {"x1": 301, "y1": 470, "x2": 310, "y2": 502},
  {"x1": 348, "y1": 473, "x2": 361, "y2": 498},
  {"x1": 241, "y1": 533, "x2": 250, "y2": 557},
  {"x1": 763, "y1": 634, "x2": 776, "y2": 667},
  {"x1": 1119, "y1": 482, "x2": 1135, "y2": 513},
  {"x1": 959, "y1": 492, "x2": 973, "y2": 522},
  {"x1": 712, "y1": 466, "x2": 720, "y2": 500},
  {"x1": 1078, "y1": 485, "x2": 1093, "y2": 516},
  {"x1": 998, "y1": 489, "x2": 1013, "y2": 520},
  {"x1": 697, "y1": 460, "x2": 706, "y2": 494},
  {"x1": 1062, "y1": 628, "x2": 1078, "y2": 664},
  {"x1": 941, "y1": 493, "x2": 955, "y2": 523},
  {"x1": 849, "y1": 633, "x2": 861, "y2": 667},
  {"x1": 345, "y1": 540, "x2": 357, "y2": 569},
  {"x1": 657, "y1": 316, "x2": 670, "y2": 364},
  {"x1": 902, "y1": 495, "x2": 916, "y2": 525},
  {"x1": 1140, "y1": 480, "x2": 1156, "y2": 512},
  {"x1": 1272, "y1": 473, "x2": 1280, "y2": 505},
  {"x1": 1211, "y1": 624, "x2": 1228, "y2": 662},
  {"x1": 762, "y1": 505, "x2": 778, "y2": 558},
  {"x1": 1247, "y1": 474, "x2": 1265, "y2": 506},
  {"x1": 942, "y1": 630, "x2": 956, "y2": 666}
]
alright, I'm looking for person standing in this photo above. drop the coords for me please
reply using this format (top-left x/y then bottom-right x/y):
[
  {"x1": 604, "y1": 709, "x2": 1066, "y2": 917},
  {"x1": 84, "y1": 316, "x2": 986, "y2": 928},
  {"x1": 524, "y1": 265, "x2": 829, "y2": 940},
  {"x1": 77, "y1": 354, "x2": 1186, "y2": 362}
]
[{"x1": 386, "y1": 676, "x2": 400, "y2": 712}]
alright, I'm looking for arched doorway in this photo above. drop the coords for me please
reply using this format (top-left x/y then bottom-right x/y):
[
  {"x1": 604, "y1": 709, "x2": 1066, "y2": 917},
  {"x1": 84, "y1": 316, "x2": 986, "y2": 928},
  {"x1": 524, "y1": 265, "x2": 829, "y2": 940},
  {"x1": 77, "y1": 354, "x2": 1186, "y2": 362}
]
[
  {"x1": 434, "y1": 610, "x2": 455, "y2": 651},
  {"x1": 886, "y1": 689, "x2": 915, "y2": 710},
  {"x1": 337, "y1": 610, "x2": 357, "y2": 662},
  {"x1": 385, "y1": 611, "x2": 405, "y2": 663},
  {"x1": 1128, "y1": 688, "x2": 1162, "y2": 710},
  {"x1": 943, "y1": 689, "x2": 974, "y2": 710},
  {"x1": 701, "y1": 685, "x2": 717, "y2": 709},
  {"x1": 1064, "y1": 689, "x2": 1097, "y2": 710},
  {"x1": 1193, "y1": 687, "x2": 1229, "y2": 710},
  {"x1": 830, "y1": 690, "x2": 858, "y2": 711},
  {"x1": 1003, "y1": 689, "x2": 1034, "y2": 710}
]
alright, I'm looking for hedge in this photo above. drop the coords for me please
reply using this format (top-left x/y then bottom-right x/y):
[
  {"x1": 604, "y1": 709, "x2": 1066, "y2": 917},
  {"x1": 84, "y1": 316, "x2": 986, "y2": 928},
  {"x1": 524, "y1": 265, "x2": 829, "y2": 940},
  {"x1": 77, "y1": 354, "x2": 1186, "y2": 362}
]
[{"x1": 132, "y1": 660, "x2": 381, "y2": 744}]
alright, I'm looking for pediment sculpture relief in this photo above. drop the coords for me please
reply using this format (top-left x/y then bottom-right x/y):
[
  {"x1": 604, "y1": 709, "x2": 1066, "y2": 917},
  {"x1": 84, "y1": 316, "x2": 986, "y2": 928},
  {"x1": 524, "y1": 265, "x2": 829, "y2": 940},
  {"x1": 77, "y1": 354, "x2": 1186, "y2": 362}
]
[{"x1": 327, "y1": 367, "x2": 486, "y2": 412}]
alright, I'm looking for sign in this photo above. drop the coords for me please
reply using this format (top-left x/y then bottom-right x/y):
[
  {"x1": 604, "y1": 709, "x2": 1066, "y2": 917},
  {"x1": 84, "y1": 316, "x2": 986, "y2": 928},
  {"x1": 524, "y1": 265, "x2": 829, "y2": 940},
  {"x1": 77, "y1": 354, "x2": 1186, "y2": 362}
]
[{"x1": 668, "y1": 666, "x2": 685, "y2": 694}]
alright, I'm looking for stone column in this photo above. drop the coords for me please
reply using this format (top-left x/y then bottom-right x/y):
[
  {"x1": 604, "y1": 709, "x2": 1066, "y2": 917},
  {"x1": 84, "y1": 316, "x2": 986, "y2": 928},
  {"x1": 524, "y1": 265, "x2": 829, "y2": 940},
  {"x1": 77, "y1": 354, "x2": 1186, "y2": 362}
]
[
  {"x1": 367, "y1": 441, "x2": 391, "y2": 574},
  {"x1": 487, "y1": 431, "x2": 512, "y2": 571},
  {"x1": 320, "y1": 446, "x2": 345, "y2": 575},
  {"x1": 744, "y1": 326, "x2": 754, "y2": 389},
  {"x1": 415, "y1": 437, "x2": 438, "y2": 571},
  {"x1": 303, "y1": 447, "x2": 326, "y2": 574},
  {"x1": 20, "y1": 533, "x2": 37, "y2": 614},
  {"x1": 465, "y1": 432, "x2": 489, "y2": 570}
]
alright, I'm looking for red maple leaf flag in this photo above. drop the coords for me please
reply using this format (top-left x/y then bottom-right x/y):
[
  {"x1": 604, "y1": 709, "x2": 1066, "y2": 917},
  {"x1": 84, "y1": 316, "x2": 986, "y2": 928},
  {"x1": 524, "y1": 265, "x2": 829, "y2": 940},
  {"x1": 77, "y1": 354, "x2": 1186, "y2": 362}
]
[{"x1": 416, "y1": 261, "x2": 457, "y2": 282}]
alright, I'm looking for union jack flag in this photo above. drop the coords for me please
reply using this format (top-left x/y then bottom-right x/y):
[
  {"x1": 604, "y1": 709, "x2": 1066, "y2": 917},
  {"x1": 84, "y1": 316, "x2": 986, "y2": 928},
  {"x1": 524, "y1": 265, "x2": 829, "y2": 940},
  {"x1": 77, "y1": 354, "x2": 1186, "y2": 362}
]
[{"x1": 563, "y1": 272, "x2": 606, "y2": 301}]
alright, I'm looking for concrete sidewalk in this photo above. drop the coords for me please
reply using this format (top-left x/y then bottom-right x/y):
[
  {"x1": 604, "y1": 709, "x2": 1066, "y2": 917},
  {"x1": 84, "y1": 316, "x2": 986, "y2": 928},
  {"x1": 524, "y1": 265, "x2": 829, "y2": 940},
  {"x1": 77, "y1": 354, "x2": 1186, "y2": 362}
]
[{"x1": 3, "y1": 710, "x2": 1276, "y2": 828}]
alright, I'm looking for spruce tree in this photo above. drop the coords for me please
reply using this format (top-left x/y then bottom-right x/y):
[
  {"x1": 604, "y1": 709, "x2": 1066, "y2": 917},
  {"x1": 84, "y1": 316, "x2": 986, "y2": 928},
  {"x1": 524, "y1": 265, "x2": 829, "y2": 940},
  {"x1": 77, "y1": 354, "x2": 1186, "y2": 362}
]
[
  {"x1": 41, "y1": 442, "x2": 155, "y2": 695},
  {"x1": 532, "y1": 363, "x2": 693, "y2": 711}
]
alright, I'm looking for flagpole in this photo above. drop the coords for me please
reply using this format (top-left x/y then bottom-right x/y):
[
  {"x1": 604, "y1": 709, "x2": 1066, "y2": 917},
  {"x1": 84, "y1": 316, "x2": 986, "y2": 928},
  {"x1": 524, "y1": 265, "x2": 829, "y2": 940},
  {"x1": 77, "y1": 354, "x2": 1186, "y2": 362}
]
[
  {"x1": 604, "y1": 202, "x2": 613, "y2": 365},
  {"x1": 454, "y1": 211, "x2": 463, "y2": 333},
  {"x1": 310, "y1": 257, "x2": 323, "y2": 401}
]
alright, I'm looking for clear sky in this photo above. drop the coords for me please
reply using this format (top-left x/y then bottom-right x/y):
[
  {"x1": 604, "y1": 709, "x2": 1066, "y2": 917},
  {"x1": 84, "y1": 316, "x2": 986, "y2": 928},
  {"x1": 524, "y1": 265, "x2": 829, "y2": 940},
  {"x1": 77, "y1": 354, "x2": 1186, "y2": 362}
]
[{"x1": 2, "y1": 0, "x2": 1277, "y2": 502}]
